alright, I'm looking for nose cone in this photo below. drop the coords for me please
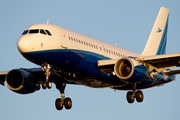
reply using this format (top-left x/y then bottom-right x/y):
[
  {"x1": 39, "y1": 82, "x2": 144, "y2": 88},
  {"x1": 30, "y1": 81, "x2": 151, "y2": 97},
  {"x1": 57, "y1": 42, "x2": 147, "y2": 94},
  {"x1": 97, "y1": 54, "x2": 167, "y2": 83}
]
[{"x1": 17, "y1": 36, "x2": 34, "y2": 53}]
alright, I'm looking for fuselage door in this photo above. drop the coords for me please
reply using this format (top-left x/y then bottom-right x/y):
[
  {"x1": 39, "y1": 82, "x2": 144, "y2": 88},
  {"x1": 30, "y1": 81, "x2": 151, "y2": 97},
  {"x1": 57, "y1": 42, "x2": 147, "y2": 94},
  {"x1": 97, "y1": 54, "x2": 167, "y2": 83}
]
[{"x1": 56, "y1": 27, "x2": 67, "y2": 49}]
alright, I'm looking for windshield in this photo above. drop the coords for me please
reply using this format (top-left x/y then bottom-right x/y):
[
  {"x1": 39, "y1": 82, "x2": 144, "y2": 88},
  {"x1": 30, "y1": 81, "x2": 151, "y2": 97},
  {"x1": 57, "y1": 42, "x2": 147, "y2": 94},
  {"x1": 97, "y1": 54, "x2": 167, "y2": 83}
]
[
  {"x1": 22, "y1": 30, "x2": 29, "y2": 35},
  {"x1": 22, "y1": 29, "x2": 52, "y2": 36}
]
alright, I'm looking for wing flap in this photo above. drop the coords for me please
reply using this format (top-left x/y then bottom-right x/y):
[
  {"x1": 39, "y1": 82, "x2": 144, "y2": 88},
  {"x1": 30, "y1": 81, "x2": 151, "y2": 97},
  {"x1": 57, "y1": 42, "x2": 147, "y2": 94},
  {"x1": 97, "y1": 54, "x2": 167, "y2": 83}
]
[
  {"x1": 163, "y1": 69, "x2": 180, "y2": 75},
  {"x1": 97, "y1": 59, "x2": 118, "y2": 74},
  {"x1": 97, "y1": 59, "x2": 118, "y2": 67},
  {"x1": 136, "y1": 53, "x2": 180, "y2": 71}
]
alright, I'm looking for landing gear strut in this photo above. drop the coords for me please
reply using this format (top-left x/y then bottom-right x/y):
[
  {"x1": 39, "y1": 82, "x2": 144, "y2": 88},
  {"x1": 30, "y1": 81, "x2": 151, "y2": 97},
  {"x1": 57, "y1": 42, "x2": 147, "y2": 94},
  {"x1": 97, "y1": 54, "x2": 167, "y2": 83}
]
[
  {"x1": 55, "y1": 83, "x2": 72, "y2": 110},
  {"x1": 126, "y1": 84, "x2": 144, "y2": 103},
  {"x1": 42, "y1": 63, "x2": 52, "y2": 89}
]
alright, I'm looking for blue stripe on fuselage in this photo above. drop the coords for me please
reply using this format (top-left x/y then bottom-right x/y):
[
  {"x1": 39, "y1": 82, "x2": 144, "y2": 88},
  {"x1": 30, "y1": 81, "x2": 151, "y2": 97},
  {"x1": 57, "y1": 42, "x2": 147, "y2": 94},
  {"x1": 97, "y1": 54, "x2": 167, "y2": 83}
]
[
  {"x1": 22, "y1": 49, "x2": 113, "y2": 80},
  {"x1": 22, "y1": 49, "x2": 110, "y2": 69}
]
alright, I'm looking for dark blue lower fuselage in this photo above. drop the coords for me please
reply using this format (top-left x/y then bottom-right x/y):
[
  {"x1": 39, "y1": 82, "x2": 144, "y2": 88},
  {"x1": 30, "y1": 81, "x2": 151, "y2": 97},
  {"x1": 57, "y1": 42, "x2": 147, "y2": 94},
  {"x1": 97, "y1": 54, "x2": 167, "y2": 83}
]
[{"x1": 22, "y1": 49, "x2": 175, "y2": 90}]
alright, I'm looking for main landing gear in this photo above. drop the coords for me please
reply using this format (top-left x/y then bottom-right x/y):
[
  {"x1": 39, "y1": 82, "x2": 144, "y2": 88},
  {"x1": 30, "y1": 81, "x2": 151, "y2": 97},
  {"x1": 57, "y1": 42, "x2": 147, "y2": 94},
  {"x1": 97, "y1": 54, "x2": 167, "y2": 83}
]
[
  {"x1": 42, "y1": 63, "x2": 52, "y2": 89},
  {"x1": 55, "y1": 83, "x2": 72, "y2": 110},
  {"x1": 126, "y1": 90, "x2": 144, "y2": 103},
  {"x1": 126, "y1": 84, "x2": 144, "y2": 103}
]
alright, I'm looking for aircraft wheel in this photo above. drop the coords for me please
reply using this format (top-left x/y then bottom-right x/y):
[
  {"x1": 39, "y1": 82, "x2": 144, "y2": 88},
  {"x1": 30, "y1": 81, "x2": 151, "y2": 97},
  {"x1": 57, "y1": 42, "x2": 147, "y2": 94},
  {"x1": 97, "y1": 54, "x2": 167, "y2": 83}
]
[
  {"x1": 42, "y1": 81, "x2": 46, "y2": 89},
  {"x1": 47, "y1": 81, "x2": 52, "y2": 89},
  {"x1": 64, "y1": 97, "x2": 72, "y2": 110},
  {"x1": 36, "y1": 84, "x2": 40, "y2": 91},
  {"x1": 55, "y1": 98, "x2": 63, "y2": 110},
  {"x1": 127, "y1": 91, "x2": 134, "y2": 103},
  {"x1": 135, "y1": 90, "x2": 144, "y2": 102}
]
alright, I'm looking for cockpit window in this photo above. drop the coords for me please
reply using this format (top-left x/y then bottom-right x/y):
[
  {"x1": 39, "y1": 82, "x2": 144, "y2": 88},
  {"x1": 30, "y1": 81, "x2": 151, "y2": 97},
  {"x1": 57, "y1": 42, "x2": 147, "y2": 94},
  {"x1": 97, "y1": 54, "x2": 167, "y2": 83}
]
[
  {"x1": 45, "y1": 30, "x2": 52, "y2": 36},
  {"x1": 21, "y1": 29, "x2": 52, "y2": 36},
  {"x1": 29, "y1": 29, "x2": 39, "y2": 34},
  {"x1": 40, "y1": 29, "x2": 47, "y2": 35},
  {"x1": 22, "y1": 30, "x2": 29, "y2": 35}
]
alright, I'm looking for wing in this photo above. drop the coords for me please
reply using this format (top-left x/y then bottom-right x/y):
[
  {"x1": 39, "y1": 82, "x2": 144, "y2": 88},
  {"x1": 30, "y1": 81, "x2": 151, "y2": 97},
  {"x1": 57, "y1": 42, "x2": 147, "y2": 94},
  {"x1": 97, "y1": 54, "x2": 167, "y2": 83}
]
[
  {"x1": 0, "y1": 68, "x2": 77, "y2": 87},
  {"x1": 0, "y1": 71, "x2": 8, "y2": 86},
  {"x1": 136, "y1": 53, "x2": 180, "y2": 72},
  {"x1": 98, "y1": 53, "x2": 180, "y2": 75},
  {"x1": 97, "y1": 59, "x2": 118, "y2": 74},
  {"x1": 163, "y1": 69, "x2": 180, "y2": 75}
]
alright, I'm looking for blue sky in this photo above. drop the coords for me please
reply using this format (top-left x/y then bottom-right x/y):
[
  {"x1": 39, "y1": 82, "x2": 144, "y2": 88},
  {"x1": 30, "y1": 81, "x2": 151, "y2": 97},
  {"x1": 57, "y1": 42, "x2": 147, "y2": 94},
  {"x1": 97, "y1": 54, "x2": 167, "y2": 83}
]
[{"x1": 0, "y1": 0, "x2": 180, "y2": 120}]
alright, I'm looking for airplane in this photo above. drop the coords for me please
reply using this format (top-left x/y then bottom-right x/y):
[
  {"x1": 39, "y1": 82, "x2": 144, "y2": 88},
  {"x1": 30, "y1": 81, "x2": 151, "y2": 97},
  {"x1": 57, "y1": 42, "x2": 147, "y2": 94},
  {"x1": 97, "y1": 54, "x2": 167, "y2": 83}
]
[{"x1": 0, "y1": 7, "x2": 180, "y2": 110}]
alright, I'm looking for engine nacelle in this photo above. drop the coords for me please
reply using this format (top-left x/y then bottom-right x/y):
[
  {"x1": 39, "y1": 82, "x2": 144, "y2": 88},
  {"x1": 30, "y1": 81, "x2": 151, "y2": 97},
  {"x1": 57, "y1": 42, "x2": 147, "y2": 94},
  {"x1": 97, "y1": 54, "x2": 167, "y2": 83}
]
[
  {"x1": 5, "y1": 69, "x2": 40, "y2": 94},
  {"x1": 114, "y1": 58, "x2": 148, "y2": 83}
]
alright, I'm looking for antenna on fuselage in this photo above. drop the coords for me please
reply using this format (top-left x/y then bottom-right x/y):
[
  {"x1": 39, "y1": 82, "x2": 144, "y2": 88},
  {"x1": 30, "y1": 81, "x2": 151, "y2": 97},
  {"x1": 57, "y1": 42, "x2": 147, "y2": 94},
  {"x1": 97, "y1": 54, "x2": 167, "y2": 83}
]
[{"x1": 47, "y1": 20, "x2": 49, "y2": 24}]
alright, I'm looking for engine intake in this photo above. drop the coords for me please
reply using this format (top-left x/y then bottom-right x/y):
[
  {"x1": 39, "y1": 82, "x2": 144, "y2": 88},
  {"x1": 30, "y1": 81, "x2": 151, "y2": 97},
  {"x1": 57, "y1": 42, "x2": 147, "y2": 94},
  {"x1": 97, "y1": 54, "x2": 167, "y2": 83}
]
[
  {"x1": 114, "y1": 58, "x2": 148, "y2": 82},
  {"x1": 5, "y1": 69, "x2": 40, "y2": 94}
]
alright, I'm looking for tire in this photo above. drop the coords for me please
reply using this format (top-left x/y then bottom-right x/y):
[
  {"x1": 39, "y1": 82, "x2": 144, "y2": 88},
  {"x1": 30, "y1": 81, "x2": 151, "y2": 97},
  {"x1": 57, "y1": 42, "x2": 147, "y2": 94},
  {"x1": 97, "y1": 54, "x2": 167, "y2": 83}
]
[
  {"x1": 135, "y1": 90, "x2": 144, "y2": 102},
  {"x1": 36, "y1": 84, "x2": 40, "y2": 91},
  {"x1": 55, "y1": 98, "x2": 63, "y2": 110},
  {"x1": 42, "y1": 81, "x2": 46, "y2": 89},
  {"x1": 126, "y1": 91, "x2": 134, "y2": 103},
  {"x1": 64, "y1": 97, "x2": 72, "y2": 110},
  {"x1": 47, "y1": 81, "x2": 52, "y2": 89}
]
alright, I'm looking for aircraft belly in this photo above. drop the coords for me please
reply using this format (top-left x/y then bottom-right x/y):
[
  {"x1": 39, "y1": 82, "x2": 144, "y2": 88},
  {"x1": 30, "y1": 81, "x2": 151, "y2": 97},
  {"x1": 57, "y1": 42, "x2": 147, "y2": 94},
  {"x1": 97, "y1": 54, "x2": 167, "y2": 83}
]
[
  {"x1": 21, "y1": 49, "x2": 176, "y2": 90},
  {"x1": 114, "y1": 75, "x2": 175, "y2": 90},
  {"x1": 22, "y1": 49, "x2": 85, "y2": 70},
  {"x1": 22, "y1": 49, "x2": 129, "y2": 88}
]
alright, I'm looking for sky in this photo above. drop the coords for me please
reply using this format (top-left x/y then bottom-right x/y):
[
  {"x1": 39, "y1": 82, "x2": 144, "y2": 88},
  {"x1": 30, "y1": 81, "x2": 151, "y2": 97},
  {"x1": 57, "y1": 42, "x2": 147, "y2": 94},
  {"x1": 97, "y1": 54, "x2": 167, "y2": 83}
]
[{"x1": 0, "y1": 0, "x2": 180, "y2": 120}]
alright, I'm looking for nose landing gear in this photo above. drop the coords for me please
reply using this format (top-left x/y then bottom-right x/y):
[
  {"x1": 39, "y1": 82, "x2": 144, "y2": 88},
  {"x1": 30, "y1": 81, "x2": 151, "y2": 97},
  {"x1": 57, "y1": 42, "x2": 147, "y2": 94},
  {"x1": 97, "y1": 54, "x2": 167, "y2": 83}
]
[{"x1": 42, "y1": 63, "x2": 52, "y2": 89}]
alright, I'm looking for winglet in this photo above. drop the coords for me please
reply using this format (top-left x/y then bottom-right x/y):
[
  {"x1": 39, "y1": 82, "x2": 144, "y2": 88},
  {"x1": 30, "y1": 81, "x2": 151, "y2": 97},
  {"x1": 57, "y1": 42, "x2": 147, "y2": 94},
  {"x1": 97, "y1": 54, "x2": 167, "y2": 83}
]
[{"x1": 141, "y1": 7, "x2": 169, "y2": 56}]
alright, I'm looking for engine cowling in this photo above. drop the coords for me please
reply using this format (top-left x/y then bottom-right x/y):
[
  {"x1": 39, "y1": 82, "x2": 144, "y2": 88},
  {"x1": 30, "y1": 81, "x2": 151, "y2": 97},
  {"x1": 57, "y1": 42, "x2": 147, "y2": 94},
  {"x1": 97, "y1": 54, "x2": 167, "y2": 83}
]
[
  {"x1": 114, "y1": 58, "x2": 148, "y2": 82},
  {"x1": 5, "y1": 69, "x2": 40, "y2": 94}
]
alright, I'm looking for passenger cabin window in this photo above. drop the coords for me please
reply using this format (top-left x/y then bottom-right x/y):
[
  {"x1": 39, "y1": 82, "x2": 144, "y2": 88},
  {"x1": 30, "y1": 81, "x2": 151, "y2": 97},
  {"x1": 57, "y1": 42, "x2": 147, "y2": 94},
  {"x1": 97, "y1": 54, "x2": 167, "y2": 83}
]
[
  {"x1": 29, "y1": 29, "x2": 39, "y2": 34},
  {"x1": 22, "y1": 30, "x2": 29, "y2": 35}
]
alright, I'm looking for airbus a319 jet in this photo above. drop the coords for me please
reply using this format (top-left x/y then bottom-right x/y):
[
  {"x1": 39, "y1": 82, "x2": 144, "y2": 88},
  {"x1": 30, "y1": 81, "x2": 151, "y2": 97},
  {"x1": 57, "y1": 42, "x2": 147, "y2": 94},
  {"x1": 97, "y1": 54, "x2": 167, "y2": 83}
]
[{"x1": 0, "y1": 7, "x2": 179, "y2": 110}]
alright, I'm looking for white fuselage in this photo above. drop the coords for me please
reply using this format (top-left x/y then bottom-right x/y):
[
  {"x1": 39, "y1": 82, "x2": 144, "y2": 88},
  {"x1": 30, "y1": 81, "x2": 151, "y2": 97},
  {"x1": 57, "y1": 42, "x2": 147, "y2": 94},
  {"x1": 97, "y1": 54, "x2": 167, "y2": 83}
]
[{"x1": 18, "y1": 24, "x2": 140, "y2": 60}]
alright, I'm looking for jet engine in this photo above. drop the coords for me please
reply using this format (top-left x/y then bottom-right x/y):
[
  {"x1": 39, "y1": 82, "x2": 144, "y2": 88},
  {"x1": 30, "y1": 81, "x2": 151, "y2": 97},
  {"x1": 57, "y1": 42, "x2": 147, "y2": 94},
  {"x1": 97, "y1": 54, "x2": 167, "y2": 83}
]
[
  {"x1": 114, "y1": 58, "x2": 148, "y2": 82},
  {"x1": 5, "y1": 69, "x2": 40, "y2": 94}
]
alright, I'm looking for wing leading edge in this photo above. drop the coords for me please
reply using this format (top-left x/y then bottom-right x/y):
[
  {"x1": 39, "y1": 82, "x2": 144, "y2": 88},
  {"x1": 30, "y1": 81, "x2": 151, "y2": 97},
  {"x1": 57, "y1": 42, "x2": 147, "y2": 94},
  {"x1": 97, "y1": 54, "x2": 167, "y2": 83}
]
[{"x1": 0, "y1": 71, "x2": 8, "y2": 86}]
